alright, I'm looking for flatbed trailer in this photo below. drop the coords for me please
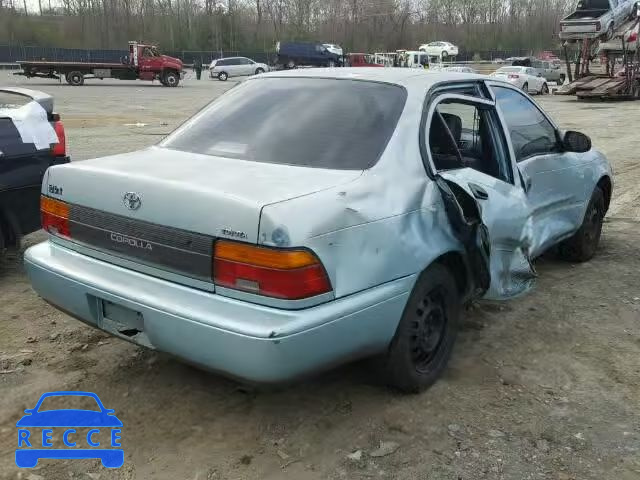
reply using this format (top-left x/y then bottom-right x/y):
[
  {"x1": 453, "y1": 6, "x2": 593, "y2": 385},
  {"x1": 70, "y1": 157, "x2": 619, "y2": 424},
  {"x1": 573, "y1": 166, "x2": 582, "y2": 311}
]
[
  {"x1": 557, "y1": 17, "x2": 640, "y2": 99},
  {"x1": 14, "y1": 41, "x2": 184, "y2": 87}
]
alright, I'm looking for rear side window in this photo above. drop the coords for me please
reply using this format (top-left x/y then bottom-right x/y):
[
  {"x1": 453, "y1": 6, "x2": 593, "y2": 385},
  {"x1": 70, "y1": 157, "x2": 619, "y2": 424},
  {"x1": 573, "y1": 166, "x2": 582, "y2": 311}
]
[{"x1": 161, "y1": 78, "x2": 407, "y2": 170}]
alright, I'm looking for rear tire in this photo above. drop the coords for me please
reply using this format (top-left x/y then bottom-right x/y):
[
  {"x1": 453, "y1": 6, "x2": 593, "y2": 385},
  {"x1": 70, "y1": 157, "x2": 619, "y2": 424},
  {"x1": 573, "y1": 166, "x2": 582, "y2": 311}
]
[
  {"x1": 255, "y1": 67, "x2": 265, "y2": 75},
  {"x1": 383, "y1": 264, "x2": 460, "y2": 393},
  {"x1": 541, "y1": 83, "x2": 549, "y2": 95},
  {"x1": 163, "y1": 71, "x2": 179, "y2": 87},
  {"x1": 66, "y1": 71, "x2": 84, "y2": 86},
  {"x1": 287, "y1": 60, "x2": 295, "y2": 69},
  {"x1": 441, "y1": 51, "x2": 449, "y2": 60},
  {"x1": 218, "y1": 71, "x2": 228, "y2": 81},
  {"x1": 558, "y1": 187, "x2": 605, "y2": 262}
]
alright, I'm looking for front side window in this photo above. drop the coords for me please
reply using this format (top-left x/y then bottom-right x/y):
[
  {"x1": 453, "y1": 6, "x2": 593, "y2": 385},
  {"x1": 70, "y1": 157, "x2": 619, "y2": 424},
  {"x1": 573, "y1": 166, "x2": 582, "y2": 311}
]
[
  {"x1": 161, "y1": 78, "x2": 407, "y2": 170},
  {"x1": 427, "y1": 98, "x2": 511, "y2": 182},
  {"x1": 492, "y1": 86, "x2": 559, "y2": 162}
]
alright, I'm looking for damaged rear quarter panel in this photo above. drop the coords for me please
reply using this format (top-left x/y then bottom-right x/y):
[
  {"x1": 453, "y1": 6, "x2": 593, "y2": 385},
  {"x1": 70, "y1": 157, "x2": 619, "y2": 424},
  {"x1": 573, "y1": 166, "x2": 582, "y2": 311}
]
[{"x1": 258, "y1": 86, "x2": 466, "y2": 299}]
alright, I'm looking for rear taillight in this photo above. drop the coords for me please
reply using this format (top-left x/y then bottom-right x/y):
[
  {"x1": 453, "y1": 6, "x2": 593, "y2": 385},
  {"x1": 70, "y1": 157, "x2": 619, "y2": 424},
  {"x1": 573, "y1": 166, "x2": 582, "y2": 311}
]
[
  {"x1": 52, "y1": 118, "x2": 66, "y2": 157},
  {"x1": 213, "y1": 240, "x2": 332, "y2": 300},
  {"x1": 41, "y1": 196, "x2": 70, "y2": 237},
  {"x1": 508, "y1": 74, "x2": 520, "y2": 79},
  {"x1": 628, "y1": 32, "x2": 638, "y2": 42}
]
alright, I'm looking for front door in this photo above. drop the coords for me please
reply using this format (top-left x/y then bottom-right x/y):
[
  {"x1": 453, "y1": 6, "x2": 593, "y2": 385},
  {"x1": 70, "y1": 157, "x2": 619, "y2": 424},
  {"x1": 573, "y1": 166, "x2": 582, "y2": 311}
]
[
  {"x1": 424, "y1": 92, "x2": 536, "y2": 300},
  {"x1": 488, "y1": 82, "x2": 589, "y2": 256}
]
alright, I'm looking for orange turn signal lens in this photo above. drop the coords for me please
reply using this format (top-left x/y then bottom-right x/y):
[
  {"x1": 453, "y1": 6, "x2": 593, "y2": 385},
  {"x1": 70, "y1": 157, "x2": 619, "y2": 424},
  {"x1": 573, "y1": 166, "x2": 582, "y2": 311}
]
[
  {"x1": 214, "y1": 240, "x2": 319, "y2": 269},
  {"x1": 41, "y1": 196, "x2": 69, "y2": 219}
]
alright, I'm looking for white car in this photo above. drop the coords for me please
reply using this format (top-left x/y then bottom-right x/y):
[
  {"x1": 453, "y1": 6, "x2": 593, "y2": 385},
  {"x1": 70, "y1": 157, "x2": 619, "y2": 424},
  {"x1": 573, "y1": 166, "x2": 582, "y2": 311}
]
[
  {"x1": 418, "y1": 41, "x2": 459, "y2": 59},
  {"x1": 323, "y1": 44, "x2": 343, "y2": 56},
  {"x1": 209, "y1": 57, "x2": 269, "y2": 81},
  {"x1": 490, "y1": 66, "x2": 549, "y2": 95}
]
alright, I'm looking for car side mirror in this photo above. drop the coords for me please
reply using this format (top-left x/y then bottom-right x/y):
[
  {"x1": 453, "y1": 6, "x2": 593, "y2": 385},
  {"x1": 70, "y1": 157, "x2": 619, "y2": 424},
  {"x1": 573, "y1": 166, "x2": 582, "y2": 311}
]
[{"x1": 562, "y1": 130, "x2": 591, "y2": 153}]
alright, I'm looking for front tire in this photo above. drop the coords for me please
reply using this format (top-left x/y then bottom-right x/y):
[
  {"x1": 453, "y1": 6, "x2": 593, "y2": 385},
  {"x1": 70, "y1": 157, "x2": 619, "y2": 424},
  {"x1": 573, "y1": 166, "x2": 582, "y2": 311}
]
[
  {"x1": 383, "y1": 264, "x2": 460, "y2": 393},
  {"x1": 522, "y1": 82, "x2": 529, "y2": 92},
  {"x1": 541, "y1": 83, "x2": 549, "y2": 95},
  {"x1": 558, "y1": 187, "x2": 605, "y2": 262},
  {"x1": 441, "y1": 51, "x2": 449, "y2": 60},
  {"x1": 218, "y1": 71, "x2": 228, "y2": 81},
  {"x1": 163, "y1": 71, "x2": 179, "y2": 87},
  {"x1": 255, "y1": 67, "x2": 265, "y2": 75}
]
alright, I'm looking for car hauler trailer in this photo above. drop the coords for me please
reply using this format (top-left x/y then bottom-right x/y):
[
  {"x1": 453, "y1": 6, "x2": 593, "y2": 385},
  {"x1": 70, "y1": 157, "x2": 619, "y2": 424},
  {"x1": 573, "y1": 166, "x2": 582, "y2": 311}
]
[
  {"x1": 557, "y1": 16, "x2": 640, "y2": 99},
  {"x1": 14, "y1": 41, "x2": 184, "y2": 87}
]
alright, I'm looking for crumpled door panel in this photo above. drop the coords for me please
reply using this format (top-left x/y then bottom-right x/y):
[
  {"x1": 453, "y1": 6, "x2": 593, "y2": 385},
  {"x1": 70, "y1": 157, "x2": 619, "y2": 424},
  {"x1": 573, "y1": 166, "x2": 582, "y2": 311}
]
[{"x1": 437, "y1": 170, "x2": 537, "y2": 301}]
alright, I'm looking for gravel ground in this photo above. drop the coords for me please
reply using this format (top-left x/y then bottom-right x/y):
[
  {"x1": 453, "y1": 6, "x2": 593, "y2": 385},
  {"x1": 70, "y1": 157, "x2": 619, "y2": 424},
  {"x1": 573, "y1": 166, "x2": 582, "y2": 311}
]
[{"x1": 0, "y1": 74, "x2": 639, "y2": 480}]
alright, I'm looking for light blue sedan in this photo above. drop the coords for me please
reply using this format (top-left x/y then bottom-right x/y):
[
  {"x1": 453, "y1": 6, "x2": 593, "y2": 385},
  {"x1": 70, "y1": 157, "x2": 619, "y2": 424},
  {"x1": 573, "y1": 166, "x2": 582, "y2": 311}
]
[{"x1": 25, "y1": 68, "x2": 612, "y2": 392}]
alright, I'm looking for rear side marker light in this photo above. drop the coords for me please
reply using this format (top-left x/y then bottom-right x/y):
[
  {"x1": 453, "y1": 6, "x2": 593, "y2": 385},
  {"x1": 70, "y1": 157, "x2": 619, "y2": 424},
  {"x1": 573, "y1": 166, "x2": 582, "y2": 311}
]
[
  {"x1": 213, "y1": 240, "x2": 332, "y2": 300},
  {"x1": 41, "y1": 196, "x2": 70, "y2": 238}
]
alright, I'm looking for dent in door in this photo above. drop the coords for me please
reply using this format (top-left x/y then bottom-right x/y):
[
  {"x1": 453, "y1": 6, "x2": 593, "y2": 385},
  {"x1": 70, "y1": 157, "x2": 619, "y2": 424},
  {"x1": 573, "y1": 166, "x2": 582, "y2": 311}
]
[{"x1": 437, "y1": 173, "x2": 537, "y2": 300}]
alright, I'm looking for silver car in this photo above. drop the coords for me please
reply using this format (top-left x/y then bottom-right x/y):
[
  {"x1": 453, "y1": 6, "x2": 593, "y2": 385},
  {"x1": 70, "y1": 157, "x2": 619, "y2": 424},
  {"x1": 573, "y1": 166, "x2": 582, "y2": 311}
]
[
  {"x1": 209, "y1": 56, "x2": 269, "y2": 81},
  {"x1": 25, "y1": 69, "x2": 612, "y2": 392}
]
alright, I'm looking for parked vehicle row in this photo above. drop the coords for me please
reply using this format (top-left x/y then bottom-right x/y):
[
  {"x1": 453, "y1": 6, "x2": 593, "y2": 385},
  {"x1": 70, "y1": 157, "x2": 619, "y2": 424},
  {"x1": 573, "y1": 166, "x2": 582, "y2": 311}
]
[{"x1": 24, "y1": 68, "x2": 612, "y2": 393}]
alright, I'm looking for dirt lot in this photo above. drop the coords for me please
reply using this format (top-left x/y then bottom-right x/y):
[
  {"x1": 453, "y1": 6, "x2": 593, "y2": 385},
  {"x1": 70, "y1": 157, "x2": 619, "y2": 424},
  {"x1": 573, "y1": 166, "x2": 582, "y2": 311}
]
[{"x1": 0, "y1": 73, "x2": 639, "y2": 480}]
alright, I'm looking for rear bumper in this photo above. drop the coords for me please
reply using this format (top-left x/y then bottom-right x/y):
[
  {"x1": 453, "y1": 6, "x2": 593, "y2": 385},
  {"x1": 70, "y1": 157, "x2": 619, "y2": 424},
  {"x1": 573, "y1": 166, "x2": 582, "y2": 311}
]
[{"x1": 24, "y1": 241, "x2": 412, "y2": 383}]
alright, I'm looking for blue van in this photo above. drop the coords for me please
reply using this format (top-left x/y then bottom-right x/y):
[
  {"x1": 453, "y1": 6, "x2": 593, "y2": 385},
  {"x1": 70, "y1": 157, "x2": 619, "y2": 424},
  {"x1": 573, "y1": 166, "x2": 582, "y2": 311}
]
[{"x1": 275, "y1": 42, "x2": 342, "y2": 68}]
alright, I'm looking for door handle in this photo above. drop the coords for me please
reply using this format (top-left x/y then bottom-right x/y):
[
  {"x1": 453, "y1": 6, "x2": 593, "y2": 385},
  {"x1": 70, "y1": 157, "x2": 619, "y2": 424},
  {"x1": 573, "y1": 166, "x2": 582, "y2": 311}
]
[{"x1": 468, "y1": 183, "x2": 489, "y2": 200}]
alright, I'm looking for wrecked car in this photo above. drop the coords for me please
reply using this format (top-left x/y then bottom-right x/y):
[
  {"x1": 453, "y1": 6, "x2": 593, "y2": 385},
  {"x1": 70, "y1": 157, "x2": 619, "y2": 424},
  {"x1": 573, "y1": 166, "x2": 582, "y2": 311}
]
[
  {"x1": 24, "y1": 69, "x2": 612, "y2": 392},
  {"x1": 0, "y1": 87, "x2": 68, "y2": 255}
]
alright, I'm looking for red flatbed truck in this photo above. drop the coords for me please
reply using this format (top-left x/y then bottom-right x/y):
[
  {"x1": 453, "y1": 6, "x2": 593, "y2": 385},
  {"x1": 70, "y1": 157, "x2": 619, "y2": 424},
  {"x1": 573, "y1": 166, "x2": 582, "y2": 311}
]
[{"x1": 15, "y1": 41, "x2": 185, "y2": 87}]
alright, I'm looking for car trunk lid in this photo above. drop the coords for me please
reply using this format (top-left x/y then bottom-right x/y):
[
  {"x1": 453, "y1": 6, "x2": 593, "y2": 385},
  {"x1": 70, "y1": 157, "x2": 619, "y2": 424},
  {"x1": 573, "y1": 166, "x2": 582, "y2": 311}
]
[{"x1": 44, "y1": 146, "x2": 361, "y2": 283}]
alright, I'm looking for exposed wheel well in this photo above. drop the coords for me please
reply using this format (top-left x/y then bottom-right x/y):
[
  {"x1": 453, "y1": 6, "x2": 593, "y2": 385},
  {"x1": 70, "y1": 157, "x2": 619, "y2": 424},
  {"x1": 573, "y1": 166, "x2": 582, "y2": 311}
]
[
  {"x1": 432, "y1": 251, "x2": 468, "y2": 297},
  {"x1": 597, "y1": 176, "x2": 612, "y2": 213}
]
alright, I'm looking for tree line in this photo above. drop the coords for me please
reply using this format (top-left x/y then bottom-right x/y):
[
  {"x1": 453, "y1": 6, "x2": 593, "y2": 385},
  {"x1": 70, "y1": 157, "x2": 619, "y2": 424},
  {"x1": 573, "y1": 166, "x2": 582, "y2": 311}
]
[{"x1": 0, "y1": 0, "x2": 576, "y2": 55}]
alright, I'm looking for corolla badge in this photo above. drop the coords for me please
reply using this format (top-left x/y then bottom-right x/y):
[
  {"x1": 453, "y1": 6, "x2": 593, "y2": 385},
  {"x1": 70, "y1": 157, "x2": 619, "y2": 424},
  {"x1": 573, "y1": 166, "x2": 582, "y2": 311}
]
[{"x1": 123, "y1": 192, "x2": 141, "y2": 211}]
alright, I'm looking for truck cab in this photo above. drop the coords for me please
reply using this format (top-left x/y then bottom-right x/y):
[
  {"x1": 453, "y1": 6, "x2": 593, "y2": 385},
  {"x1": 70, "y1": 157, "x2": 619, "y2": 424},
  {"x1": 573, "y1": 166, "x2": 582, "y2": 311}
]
[{"x1": 129, "y1": 41, "x2": 184, "y2": 86}]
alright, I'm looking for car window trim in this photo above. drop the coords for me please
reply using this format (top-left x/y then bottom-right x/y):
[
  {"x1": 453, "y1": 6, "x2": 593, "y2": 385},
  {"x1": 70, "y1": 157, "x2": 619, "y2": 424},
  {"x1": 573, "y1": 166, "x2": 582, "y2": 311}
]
[
  {"x1": 419, "y1": 91, "x2": 495, "y2": 179},
  {"x1": 485, "y1": 80, "x2": 563, "y2": 163}
]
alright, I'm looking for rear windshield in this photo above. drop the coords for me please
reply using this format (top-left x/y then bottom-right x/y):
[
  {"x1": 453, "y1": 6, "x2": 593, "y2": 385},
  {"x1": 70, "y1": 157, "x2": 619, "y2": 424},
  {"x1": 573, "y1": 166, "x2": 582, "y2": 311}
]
[
  {"x1": 160, "y1": 77, "x2": 407, "y2": 170},
  {"x1": 497, "y1": 67, "x2": 522, "y2": 73}
]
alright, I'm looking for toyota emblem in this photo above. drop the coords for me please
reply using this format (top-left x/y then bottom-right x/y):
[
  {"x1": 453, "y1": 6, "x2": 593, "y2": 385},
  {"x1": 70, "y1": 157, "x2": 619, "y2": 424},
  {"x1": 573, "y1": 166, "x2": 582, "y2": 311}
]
[{"x1": 123, "y1": 192, "x2": 142, "y2": 210}]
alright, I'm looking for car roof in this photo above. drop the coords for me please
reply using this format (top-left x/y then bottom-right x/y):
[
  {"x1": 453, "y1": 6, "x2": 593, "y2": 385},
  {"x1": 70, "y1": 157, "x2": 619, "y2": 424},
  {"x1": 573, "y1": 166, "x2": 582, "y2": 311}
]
[{"x1": 258, "y1": 67, "x2": 486, "y2": 88}]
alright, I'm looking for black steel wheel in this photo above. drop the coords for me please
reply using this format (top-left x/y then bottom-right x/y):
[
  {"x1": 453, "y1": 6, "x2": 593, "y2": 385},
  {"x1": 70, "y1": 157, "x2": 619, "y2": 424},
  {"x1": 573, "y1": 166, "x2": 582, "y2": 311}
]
[
  {"x1": 384, "y1": 263, "x2": 461, "y2": 393},
  {"x1": 558, "y1": 187, "x2": 605, "y2": 262}
]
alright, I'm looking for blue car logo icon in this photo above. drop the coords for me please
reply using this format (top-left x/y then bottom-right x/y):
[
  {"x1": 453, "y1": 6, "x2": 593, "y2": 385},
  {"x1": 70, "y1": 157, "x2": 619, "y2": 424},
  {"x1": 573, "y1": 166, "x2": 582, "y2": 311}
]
[{"x1": 16, "y1": 391, "x2": 123, "y2": 468}]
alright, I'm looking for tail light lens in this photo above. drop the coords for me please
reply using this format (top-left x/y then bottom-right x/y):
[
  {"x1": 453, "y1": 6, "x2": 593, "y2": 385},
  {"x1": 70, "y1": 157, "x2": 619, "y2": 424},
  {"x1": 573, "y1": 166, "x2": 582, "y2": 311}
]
[
  {"x1": 508, "y1": 74, "x2": 520, "y2": 79},
  {"x1": 213, "y1": 240, "x2": 332, "y2": 300},
  {"x1": 628, "y1": 32, "x2": 638, "y2": 42},
  {"x1": 41, "y1": 196, "x2": 70, "y2": 238},
  {"x1": 52, "y1": 119, "x2": 66, "y2": 157}
]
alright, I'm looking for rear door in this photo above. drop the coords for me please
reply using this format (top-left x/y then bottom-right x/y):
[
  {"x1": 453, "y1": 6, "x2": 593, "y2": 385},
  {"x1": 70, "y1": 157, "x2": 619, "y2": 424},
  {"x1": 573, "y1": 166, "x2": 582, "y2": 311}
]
[{"x1": 423, "y1": 91, "x2": 536, "y2": 300}]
